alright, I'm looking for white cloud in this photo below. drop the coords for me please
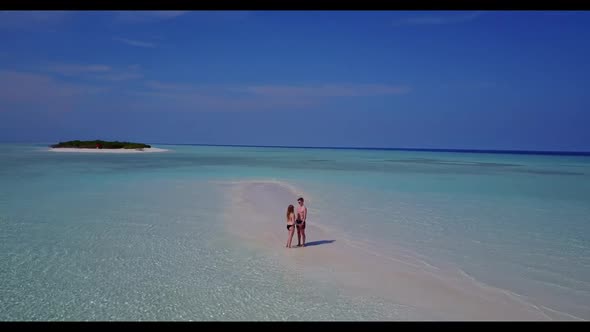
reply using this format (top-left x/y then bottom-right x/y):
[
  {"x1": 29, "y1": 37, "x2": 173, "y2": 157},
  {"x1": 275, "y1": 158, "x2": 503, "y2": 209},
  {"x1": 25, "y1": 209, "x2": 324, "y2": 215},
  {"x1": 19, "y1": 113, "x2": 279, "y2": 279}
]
[
  {"x1": 97, "y1": 72, "x2": 143, "y2": 81},
  {"x1": 393, "y1": 11, "x2": 483, "y2": 26},
  {"x1": 46, "y1": 64, "x2": 112, "y2": 76},
  {"x1": 135, "y1": 80, "x2": 409, "y2": 112},
  {"x1": 0, "y1": 70, "x2": 104, "y2": 109},
  {"x1": 114, "y1": 37, "x2": 157, "y2": 48},
  {"x1": 144, "y1": 80, "x2": 197, "y2": 92},
  {"x1": 145, "y1": 81, "x2": 409, "y2": 97},
  {"x1": 0, "y1": 11, "x2": 71, "y2": 29},
  {"x1": 113, "y1": 11, "x2": 187, "y2": 23},
  {"x1": 244, "y1": 84, "x2": 410, "y2": 97},
  {"x1": 43, "y1": 62, "x2": 142, "y2": 81}
]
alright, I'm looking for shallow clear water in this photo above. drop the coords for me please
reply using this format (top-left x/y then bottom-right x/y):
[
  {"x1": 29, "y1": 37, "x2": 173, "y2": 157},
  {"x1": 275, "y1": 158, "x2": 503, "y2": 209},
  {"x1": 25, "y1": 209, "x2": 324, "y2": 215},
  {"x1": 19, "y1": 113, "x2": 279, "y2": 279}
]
[{"x1": 1, "y1": 143, "x2": 589, "y2": 320}]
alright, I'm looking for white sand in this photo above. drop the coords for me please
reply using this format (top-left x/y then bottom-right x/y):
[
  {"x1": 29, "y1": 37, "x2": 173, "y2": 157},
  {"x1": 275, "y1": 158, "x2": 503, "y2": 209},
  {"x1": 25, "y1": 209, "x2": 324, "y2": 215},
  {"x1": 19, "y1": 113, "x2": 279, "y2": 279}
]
[
  {"x1": 219, "y1": 179, "x2": 575, "y2": 321},
  {"x1": 48, "y1": 147, "x2": 169, "y2": 153}
]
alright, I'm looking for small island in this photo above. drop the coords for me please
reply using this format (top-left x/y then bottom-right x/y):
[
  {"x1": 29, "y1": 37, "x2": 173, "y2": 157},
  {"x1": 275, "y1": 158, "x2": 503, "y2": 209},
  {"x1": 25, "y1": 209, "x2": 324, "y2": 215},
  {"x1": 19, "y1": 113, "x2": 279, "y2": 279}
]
[
  {"x1": 48, "y1": 140, "x2": 168, "y2": 153},
  {"x1": 51, "y1": 140, "x2": 151, "y2": 149}
]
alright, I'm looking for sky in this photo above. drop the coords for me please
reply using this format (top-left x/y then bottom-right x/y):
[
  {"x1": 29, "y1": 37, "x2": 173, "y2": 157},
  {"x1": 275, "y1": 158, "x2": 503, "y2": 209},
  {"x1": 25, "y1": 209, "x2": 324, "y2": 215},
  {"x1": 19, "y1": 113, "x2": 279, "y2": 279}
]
[{"x1": 0, "y1": 10, "x2": 589, "y2": 151}]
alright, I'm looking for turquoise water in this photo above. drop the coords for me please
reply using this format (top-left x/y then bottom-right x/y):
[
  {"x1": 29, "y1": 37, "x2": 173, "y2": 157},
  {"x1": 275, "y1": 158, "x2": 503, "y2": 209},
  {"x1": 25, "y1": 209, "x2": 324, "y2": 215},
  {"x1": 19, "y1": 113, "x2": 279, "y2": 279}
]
[{"x1": 1, "y1": 143, "x2": 589, "y2": 320}]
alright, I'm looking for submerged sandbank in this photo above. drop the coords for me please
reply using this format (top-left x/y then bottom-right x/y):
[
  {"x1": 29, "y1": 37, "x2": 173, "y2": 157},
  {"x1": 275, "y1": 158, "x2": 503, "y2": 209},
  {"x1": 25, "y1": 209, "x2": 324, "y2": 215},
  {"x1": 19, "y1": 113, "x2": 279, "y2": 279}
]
[{"x1": 218, "y1": 179, "x2": 576, "y2": 321}]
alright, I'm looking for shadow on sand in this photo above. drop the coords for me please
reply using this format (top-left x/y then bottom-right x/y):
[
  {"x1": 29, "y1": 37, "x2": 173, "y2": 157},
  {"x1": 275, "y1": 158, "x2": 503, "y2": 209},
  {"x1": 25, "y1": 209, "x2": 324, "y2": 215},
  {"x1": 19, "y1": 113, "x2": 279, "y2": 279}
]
[{"x1": 304, "y1": 240, "x2": 335, "y2": 247}]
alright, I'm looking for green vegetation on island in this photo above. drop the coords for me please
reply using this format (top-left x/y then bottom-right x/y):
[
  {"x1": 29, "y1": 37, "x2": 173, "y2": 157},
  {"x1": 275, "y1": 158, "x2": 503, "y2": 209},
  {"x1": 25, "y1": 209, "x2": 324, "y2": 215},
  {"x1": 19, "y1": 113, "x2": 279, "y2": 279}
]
[{"x1": 50, "y1": 140, "x2": 151, "y2": 149}]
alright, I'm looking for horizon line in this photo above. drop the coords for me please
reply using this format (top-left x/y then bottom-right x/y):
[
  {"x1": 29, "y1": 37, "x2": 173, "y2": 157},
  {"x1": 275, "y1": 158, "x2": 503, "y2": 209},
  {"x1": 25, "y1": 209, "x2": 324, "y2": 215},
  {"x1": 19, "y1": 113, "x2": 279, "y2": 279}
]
[
  {"x1": 147, "y1": 142, "x2": 590, "y2": 156},
  {"x1": 2, "y1": 141, "x2": 590, "y2": 156}
]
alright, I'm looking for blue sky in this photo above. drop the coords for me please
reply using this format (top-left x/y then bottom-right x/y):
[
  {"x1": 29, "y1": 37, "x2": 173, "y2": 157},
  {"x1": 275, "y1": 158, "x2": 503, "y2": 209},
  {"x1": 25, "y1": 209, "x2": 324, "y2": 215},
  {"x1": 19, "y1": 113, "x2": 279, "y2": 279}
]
[{"x1": 0, "y1": 10, "x2": 589, "y2": 151}]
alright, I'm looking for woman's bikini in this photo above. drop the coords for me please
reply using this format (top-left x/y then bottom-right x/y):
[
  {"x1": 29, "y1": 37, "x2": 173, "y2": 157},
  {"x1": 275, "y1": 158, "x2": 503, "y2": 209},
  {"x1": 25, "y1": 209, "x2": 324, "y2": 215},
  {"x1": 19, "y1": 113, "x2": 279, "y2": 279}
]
[{"x1": 287, "y1": 212, "x2": 295, "y2": 230}]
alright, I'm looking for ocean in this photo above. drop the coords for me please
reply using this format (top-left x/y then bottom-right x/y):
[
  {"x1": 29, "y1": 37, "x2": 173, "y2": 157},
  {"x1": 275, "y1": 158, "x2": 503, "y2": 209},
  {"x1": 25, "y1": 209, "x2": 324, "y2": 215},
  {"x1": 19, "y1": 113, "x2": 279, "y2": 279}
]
[{"x1": 1, "y1": 143, "x2": 589, "y2": 320}]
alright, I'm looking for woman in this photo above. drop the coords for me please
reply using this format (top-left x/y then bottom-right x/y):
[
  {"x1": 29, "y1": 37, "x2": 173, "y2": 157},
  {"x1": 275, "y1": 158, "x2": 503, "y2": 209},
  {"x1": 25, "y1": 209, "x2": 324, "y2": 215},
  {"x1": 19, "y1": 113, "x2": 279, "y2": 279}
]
[{"x1": 286, "y1": 205, "x2": 296, "y2": 248}]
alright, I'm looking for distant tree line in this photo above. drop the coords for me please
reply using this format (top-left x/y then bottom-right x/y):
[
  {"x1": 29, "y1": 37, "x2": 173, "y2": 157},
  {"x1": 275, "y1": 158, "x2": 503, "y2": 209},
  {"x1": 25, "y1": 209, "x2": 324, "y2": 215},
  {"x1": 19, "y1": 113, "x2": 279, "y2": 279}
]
[{"x1": 51, "y1": 140, "x2": 151, "y2": 149}]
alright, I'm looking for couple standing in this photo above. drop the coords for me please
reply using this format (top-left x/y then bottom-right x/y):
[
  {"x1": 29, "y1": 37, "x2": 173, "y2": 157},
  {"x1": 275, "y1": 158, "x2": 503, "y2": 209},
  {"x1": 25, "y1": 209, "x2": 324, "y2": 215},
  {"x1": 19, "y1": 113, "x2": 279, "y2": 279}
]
[{"x1": 286, "y1": 197, "x2": 307, "y2": 248}]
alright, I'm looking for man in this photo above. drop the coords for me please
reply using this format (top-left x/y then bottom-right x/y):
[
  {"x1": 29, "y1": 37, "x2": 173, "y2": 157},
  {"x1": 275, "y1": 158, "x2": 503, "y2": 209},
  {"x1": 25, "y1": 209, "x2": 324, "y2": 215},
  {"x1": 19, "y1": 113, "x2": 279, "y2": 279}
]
[{"x1": 296, "y1": 197, "x2": 307, "y2": 247}]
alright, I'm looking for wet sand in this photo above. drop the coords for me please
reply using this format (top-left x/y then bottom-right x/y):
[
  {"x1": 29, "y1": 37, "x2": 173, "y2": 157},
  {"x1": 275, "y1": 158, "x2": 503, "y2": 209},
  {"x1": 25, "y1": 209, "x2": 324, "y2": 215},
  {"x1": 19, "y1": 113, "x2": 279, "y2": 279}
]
[{"x1": 218, "y1": 179, "x2": 573, "y2": 320}]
